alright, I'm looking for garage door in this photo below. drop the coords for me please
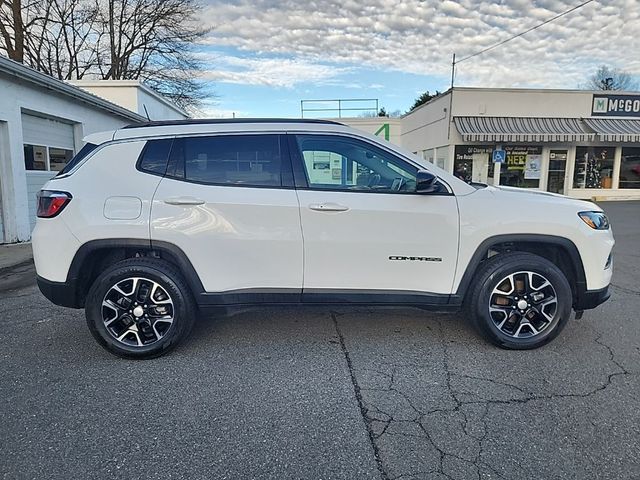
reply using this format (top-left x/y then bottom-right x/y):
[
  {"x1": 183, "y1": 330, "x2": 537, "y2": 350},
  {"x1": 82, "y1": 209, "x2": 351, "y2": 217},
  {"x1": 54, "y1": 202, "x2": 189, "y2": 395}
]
[
  {"x1": 22, "y1": 113, "x2": 74, "y2": 150},
  {"x1": 22, "y1": 113, "x2": 75, "y2": 231}
]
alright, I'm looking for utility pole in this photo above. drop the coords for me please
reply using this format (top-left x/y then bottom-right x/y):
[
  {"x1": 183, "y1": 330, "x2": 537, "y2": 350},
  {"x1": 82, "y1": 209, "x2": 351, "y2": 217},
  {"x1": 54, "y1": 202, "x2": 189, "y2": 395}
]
[{"x1": 450, "y1": 53, "x2": 456, "y2": 89}]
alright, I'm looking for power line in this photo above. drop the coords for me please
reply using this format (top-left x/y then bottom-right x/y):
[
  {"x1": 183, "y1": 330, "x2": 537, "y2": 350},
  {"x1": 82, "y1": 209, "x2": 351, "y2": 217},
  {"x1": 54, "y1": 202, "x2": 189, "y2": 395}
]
[{"x1": 455, "y1": 0, "x2": 595, "y2": 65}]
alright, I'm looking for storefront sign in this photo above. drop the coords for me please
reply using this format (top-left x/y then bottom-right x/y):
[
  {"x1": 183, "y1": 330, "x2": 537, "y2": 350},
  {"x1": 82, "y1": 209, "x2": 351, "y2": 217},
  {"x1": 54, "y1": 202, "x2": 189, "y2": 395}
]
[
  {"x1": 592, "y1": 94, "x2": 640, "y2": 117},
  {"x1": 524, "y1": 154, "x2": 542, "y2": 180}
]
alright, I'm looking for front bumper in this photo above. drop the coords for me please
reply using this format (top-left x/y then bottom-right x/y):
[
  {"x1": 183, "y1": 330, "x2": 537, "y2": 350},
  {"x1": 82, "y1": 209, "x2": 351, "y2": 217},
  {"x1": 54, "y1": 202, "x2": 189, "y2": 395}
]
[
  {"x1": 37, "y1": 276, "x2": 82, "y2": 308},
  {"x1": 574, "y1": 285, "x2": 611, "y2": 311}
]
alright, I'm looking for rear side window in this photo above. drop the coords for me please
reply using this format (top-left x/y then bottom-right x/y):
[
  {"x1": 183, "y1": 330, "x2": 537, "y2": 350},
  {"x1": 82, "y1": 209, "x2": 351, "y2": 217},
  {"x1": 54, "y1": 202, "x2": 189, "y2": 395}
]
[
  {"x1": 56, "y1": 142, "x2": 98, "y2": 176},
  {"x1": 138, "y1": 138, "x2": 173, "y2": 175},
  {"x1": 170, "y1": 135, "x2": 283, "y2": 187}
]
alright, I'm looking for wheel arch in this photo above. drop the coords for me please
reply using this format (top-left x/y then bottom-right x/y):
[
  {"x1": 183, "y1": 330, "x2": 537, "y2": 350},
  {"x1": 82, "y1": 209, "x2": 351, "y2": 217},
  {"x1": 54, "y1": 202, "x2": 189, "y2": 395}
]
[
  {"x1": 66, "y1": 239, "x2": 204, "y2": 308},
  {"x1": 454, "y1": 234, "x2": 587, "y2": 307}
]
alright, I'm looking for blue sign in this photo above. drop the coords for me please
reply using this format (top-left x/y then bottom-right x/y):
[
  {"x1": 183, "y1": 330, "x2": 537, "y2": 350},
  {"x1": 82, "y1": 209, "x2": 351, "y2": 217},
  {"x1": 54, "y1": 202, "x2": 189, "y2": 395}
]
[{"x1": 492, "y1": 149, "x2": 506, "y2": 163}]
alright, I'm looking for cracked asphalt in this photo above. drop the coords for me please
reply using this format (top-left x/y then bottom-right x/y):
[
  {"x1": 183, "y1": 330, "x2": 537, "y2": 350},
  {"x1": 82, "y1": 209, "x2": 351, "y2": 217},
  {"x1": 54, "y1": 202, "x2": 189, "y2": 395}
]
[{"x1": 1, "y1": 201, "x2": 639, "y2": 479}]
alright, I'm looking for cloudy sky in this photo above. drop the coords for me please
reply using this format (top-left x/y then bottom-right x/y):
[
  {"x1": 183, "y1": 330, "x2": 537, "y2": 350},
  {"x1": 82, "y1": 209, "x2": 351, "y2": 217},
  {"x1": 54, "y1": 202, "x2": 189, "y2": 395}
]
[{"x1": 196, "y1": 0, "x2": 640, "y2": 117}]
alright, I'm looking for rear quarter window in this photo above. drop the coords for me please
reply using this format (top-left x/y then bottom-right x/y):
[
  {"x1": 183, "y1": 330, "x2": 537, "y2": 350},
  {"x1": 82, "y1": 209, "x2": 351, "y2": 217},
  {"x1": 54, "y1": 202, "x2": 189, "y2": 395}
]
[
  {"x1": 137, "y1": 138, "x2": 174, "y2": 176},
  {"x1": 56, "y1": 142, "x2": 98, "y2": 176}
]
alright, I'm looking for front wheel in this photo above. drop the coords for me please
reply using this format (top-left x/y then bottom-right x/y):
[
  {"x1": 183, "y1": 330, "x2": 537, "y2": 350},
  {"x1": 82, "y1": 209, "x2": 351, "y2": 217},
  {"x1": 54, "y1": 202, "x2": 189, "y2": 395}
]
[
  {"x1": 467, "y1": 252, "x2": 573, "y2": 349},
  {"x1": 85, "y1": 258, "x2": 196, "y2": 359}
]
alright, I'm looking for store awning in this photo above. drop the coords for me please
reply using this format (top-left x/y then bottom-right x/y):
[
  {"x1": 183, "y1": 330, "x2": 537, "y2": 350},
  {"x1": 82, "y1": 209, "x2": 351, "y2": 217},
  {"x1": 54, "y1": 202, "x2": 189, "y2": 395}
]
[
  {"x1": 583, "y1": 118, "x2": 640, "y2": 143},
  {"x1": 454, "y1": 116, "x2": 596, "y2": 142}
]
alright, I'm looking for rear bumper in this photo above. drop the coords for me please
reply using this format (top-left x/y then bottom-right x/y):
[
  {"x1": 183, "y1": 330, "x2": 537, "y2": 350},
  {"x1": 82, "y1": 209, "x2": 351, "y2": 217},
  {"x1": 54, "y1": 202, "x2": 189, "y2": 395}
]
[
  {"x1": 37, "y1": 276, "x2": 81, "y2": 308},
  {"x1": 574, "y1": 285, "x2": 611, "y2": 311}
]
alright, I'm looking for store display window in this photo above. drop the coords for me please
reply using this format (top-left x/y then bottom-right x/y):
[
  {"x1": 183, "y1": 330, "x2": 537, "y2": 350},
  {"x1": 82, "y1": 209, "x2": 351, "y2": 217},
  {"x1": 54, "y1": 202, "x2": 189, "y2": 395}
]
[
  {"x1": 573, "y1": 146, "x2": 615, "y2": 189},
  {"x1": 620, "y1": 147, "x2": 640, "y2": 189}
]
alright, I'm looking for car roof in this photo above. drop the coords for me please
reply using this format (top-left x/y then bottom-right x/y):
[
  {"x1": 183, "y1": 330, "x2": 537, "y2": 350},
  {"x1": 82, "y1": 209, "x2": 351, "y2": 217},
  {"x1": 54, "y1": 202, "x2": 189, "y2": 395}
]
[{"x1": 109, "y1": 118, "x2": 350, "y2": 141}]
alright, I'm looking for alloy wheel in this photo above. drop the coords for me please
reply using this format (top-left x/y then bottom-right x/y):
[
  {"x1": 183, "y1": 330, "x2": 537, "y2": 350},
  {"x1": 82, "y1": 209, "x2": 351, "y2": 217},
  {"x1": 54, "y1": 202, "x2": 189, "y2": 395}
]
[
  {"x1": 101, "y1": 277, "x2": 175, "y2": 347},
  {"x1": 488, "y1": 271, "x2": 558, "y2": 339}
]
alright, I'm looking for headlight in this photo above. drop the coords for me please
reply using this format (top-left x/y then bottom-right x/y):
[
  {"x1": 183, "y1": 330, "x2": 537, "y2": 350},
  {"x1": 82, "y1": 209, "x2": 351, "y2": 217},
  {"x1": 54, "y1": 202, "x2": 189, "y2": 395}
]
[{"x1": 578, "y1": 211, "x2": 610, "y2": 230}]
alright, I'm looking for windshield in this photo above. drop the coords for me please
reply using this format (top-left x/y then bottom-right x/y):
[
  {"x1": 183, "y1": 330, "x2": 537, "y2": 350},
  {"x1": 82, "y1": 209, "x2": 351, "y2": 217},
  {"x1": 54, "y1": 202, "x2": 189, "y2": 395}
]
[{"x1": 56, "y1": 142, "x2": 98, "y2": 177}]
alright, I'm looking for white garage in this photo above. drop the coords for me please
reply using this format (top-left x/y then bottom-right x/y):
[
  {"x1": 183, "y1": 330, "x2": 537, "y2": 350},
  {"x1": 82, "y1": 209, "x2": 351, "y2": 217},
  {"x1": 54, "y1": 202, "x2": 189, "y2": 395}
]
[{"x1": 0, "y1": 56, "x2": 146, "y2": 244}]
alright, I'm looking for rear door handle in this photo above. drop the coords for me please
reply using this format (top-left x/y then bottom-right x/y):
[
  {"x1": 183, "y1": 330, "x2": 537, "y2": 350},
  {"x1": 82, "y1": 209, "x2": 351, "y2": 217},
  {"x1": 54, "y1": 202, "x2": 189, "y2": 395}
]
[
  {"x1": 164, "y1": 196, "x2": 205, "y2": 206},
  {"x1": 309, "y1": 202, "x2": 349, "y2": 212}
]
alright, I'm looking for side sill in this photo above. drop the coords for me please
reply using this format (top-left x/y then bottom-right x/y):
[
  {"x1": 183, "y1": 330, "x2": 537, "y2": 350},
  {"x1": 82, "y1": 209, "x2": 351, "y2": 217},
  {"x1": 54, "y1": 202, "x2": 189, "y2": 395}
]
[{"x1": 196, "y1": 288, "x2": 459, "y2": 309}]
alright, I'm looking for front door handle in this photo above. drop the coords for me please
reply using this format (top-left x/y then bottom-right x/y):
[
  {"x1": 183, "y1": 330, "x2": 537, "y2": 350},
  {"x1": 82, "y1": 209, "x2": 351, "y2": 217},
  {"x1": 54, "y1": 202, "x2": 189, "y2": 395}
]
[
  {"x1": 309, "y1": 202, "x2": 349, "y2": 212},
  {"x1": 164, "y1": 196, "x2": 205, "y2": 206}
]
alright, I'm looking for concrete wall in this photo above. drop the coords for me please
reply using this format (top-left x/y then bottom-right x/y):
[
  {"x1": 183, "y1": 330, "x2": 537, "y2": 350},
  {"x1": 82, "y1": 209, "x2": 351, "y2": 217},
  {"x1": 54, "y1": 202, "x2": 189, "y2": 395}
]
[
  {"x1": 0, "y1": 75, "x2": 135, "y2": 243},
  {"x1": 136, "y1": 88, "x2": 187, "y2": 121},
  {"x1": 338, "y1": 117, "x2": 402, "y2": 145},
  {"x1": 399, "y1": 93, "x2": 451, "y2": 154},
  {"x1": 70, "y1": 80, "x2": 188, "y2": 121}
]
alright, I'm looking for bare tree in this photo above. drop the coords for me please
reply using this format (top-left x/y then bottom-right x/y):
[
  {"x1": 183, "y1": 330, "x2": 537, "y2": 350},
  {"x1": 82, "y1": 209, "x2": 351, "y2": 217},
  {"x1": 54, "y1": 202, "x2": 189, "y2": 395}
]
[
  {"x1": 96, "y1": 0, "x2": 209, "y2": 109},
  {"x1": 0, "y1": 0, "x2": 25, "y2": 62},
  {"x1": 585, "y1": 65, "x2": 638, "y2": 91},
  {"x1": 0, "y1": 0, "x2": 209, "y2": 109}
]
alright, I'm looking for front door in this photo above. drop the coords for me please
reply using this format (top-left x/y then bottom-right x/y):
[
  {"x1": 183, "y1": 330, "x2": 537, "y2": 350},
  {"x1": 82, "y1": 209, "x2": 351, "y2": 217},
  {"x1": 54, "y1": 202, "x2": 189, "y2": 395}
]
[
  {"x1": 547, "y1": 150, "x2": 568, "y2": 194},
  {"x1": 290, "y1": 134, "x2": 459, "y2": 301},
  {"x1": 150, "y1": 133, "x2": 303, "y2": 298}
]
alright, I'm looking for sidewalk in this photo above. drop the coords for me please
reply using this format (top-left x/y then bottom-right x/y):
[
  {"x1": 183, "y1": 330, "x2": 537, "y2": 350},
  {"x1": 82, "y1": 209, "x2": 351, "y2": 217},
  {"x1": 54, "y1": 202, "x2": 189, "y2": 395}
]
[
  {"x1": 0, "y1": 242, "x2": 33, "y2": 270},
  {"x1": 0, "y1": 242, "x2": 35, "y2": 292}
]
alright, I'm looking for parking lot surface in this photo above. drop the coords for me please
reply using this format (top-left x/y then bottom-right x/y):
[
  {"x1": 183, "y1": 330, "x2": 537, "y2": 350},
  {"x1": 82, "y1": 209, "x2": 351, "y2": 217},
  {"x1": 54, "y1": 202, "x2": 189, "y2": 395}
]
[{"x1": 1, "y1": 202, "x2": 639, "y2": 479}]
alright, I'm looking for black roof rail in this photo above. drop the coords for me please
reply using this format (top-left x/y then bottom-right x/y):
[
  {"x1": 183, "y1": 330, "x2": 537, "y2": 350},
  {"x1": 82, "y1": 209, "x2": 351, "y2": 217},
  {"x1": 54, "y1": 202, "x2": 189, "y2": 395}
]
[{"x1": 122, "y1": 118, "x2": 344, "y2": 129}]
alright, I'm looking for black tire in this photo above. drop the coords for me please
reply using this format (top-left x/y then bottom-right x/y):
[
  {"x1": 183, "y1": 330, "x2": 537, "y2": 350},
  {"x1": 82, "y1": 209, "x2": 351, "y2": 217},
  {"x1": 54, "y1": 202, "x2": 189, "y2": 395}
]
[
  {"x1": 85, "y1": 258, "x2": 196, "y2": 359},
  {"x1": 466, "y1": 252, "x2": 573, "y2": 350}
]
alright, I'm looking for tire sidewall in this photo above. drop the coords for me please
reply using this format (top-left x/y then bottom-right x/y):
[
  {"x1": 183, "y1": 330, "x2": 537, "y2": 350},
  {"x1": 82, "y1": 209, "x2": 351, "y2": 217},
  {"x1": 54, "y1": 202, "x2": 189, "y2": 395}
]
[
  {"x1": 86, "y1": 262, "x2": 191, "y2": 359},
  {"x1": 472, "y1": 256, "x2": 572, "y2": 349}
]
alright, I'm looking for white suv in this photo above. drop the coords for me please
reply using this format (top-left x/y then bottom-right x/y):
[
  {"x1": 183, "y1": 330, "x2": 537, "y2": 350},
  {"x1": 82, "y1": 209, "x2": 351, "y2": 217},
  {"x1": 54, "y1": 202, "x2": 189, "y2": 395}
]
[{"x1": 33, "y1": 119, "x2": 614, "y2": 358}]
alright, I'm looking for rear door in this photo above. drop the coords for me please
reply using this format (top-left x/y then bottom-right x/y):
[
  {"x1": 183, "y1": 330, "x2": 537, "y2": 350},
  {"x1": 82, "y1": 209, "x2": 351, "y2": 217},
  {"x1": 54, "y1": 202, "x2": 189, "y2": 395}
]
[
  {"x1": 290, "y1": 133, "x2": 459, "y2": 302},
  {"x1": 150, "y1": 133, "x2": 303, "y2": 301}
]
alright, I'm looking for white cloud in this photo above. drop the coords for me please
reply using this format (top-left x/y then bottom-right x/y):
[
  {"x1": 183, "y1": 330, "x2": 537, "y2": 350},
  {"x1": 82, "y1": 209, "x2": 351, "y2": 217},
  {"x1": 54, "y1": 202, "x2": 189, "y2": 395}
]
[
  {"x1": 199, "y1": 0, "x2": 640, "y2": 89},
  {"x1": 199, "y1": 53, "x2": 351, "y2": 87}
]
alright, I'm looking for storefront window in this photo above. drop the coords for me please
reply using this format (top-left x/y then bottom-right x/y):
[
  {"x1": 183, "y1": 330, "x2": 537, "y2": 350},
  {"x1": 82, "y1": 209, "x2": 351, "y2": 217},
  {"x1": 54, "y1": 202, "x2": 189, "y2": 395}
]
[
  {"x1": 454, "y1": 146, "x2": 493, "y2": 184},
  {"x1": 500, "y1": 146, "x2": 542, "y2": 188},
  {"x1": 620, "y1": 147, "x2": 640, "y2": 189},
  {"x1": 573, "y1": 146, "x2": 615, "y2": 189}
]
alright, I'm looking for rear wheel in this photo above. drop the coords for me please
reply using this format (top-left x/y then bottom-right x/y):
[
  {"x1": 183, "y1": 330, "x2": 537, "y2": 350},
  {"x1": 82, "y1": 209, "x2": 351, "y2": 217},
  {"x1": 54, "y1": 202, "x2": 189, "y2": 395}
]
[
  {"x1": 467, "y1": 252, "x2": 573, "y2": 349},
  {"x1": 85, "y1": 258, "x2": 195, "y2": 359}
]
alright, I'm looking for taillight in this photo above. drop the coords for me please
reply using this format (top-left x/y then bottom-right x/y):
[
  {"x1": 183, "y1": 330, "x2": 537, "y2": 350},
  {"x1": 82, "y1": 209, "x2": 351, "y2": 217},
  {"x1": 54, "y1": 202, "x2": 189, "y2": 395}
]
[{"x1": 36, "y1": 190, "x2": 72, "y2": 218}]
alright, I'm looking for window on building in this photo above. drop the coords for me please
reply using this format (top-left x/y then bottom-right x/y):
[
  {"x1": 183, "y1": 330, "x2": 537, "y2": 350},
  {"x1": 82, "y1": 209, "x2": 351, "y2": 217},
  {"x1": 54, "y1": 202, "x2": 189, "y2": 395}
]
[
  {"x1": 620, "y1": 147, "x2": 640, "y2": 189},
  {"x1": 296, "y1": 134, "x2": 417, "y2": 193},
  {"x1": 23, "y1": 144, "x2": 47, "y2": 170},
  {"x1": 573, "y1": 146, "x2": 615, "y2": 189},
  {"x1": 172, "y1": 135, "x2": 283, "y2": 187},
  {"x1": 48, "y1": 148, "x2": 74, "y2": 172},
  {"x1": 500, "y1": 146, "x2": 542, "y2": 189},
  {"x1": 24, "y1": 144, "x2": 74, "y2": 171},
  {"x1": 454, "y1": 146, "x2": 493, "y2": 184}
]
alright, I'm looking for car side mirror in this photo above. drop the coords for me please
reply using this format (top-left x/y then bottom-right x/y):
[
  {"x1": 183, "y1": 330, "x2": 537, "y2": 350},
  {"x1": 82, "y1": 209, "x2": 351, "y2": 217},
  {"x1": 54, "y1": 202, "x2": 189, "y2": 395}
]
[{"x1": 415, "y1": 170, "x2": 438, "y2": 194}]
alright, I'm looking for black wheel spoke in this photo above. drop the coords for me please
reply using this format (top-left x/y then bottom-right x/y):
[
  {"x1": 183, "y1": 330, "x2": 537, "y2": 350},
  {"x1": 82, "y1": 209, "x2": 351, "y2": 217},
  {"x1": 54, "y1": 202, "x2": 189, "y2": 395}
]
[
  {"x1": 489, "y1": 271, "x2": 557, "y2": 339},
  {"x1": 102, "y1": 277, "x2": 174, "y2": 348}
]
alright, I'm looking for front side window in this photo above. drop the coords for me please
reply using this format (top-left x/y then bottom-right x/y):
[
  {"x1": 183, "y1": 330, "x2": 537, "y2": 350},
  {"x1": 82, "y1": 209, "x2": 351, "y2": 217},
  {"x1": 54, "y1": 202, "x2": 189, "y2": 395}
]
[
  {"x1": 295, "y1": 135, "x2": 417, "y2": 193},
  {"x1": 171, "y1": 135, "x2": 283, "y2": 187}
]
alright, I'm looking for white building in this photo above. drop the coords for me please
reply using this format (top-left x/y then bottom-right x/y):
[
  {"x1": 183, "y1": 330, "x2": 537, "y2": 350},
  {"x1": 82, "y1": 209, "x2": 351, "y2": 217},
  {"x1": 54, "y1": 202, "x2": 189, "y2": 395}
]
[
  {"x1": 0, "y1": 56, "x2": 186, "y2": 244},
  {"x1": 69, "y1": 80, "x2": 188, "y2": 122},
  {"x1": 342, "y1": 87, "x2": 640, "y2": 201}
]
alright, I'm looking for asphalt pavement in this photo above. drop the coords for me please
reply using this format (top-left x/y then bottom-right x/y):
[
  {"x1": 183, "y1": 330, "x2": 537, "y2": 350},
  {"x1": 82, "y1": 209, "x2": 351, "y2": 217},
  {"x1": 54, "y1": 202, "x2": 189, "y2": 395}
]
[{"x1": 1, "y1": 202, "x2": 639, "y2": 479}]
